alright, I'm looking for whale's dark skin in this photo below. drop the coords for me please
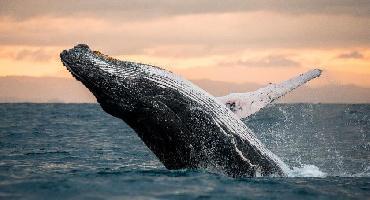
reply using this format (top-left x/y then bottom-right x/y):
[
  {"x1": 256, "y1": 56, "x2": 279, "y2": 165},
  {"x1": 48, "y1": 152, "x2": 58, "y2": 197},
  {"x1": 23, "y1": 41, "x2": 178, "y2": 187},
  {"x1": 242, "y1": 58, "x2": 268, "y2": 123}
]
[{"x1": 60, "y1": 44, "x2": 288, "y2": 177}]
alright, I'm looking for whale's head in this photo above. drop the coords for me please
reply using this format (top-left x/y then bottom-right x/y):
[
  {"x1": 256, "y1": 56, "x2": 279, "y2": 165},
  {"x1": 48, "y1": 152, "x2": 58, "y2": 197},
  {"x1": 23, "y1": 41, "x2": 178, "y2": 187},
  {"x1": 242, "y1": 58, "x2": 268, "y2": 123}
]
[
  {"x1": 60, "y1": 44, "x2": 202, "y2": 169},
  {"x1": 60, "y1": 44, "x2": 172, "y2": 117}
]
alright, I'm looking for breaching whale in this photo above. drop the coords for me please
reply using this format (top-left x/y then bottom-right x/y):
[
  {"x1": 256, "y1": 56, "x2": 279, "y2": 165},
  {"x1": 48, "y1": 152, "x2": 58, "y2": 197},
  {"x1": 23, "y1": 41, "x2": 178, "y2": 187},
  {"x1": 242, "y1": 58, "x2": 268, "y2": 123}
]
[{"x1": 60, "y1": 44, "x2": 321, "y2": 177}]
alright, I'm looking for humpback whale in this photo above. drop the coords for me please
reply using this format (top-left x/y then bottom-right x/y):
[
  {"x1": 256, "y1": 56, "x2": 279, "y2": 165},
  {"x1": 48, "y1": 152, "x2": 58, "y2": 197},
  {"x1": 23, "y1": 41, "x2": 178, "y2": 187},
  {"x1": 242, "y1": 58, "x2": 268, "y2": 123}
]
[{"x1": 60, "y1": 44, "x2": 321, "y2": 177}]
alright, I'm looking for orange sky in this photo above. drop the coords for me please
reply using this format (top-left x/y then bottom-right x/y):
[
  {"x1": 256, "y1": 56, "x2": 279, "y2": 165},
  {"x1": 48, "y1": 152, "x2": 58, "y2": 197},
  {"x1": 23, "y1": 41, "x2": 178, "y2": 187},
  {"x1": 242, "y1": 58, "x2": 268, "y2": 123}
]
[{"x1": 0, "y1": 0, "x2": 369, "y2": 87}]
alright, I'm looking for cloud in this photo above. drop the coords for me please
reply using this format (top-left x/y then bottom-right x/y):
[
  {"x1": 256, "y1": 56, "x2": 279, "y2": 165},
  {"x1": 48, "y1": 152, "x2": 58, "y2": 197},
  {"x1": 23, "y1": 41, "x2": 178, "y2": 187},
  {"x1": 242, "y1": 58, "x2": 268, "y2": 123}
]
[
  {"x1": 0, "y1": 0, "x2": 369, "y2": 21},
  {"x1": 0, "y1": 47, "x2": 57, "y2": 62},
  {"x1": 0, "y1": 12, "x2": 369, "y2": 55},
  {"x1": 337, "y1": 51, "x2": 364, "y2": 59},
  {"x1": 15, "y1": 49, "x2": 54, "y2": 62},
  {"x1": 220, "y1": 55, "x2": 300, "y2": 68}
]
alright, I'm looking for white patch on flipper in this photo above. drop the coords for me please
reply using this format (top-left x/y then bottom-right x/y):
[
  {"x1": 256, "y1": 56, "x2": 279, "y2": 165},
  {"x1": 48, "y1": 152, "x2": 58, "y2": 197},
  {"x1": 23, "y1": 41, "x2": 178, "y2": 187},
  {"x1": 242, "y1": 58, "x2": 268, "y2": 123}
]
[{"x1": 217, "y1": 69, "x2": 322, "y2": 119}]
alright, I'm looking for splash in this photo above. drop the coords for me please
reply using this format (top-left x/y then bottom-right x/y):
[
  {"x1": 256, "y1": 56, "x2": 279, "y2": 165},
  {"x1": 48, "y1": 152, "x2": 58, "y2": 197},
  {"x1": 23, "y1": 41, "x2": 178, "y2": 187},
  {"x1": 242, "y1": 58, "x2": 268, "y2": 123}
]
[{"x1": 287, "y1": 164, "x2": 327, "y2": 177}]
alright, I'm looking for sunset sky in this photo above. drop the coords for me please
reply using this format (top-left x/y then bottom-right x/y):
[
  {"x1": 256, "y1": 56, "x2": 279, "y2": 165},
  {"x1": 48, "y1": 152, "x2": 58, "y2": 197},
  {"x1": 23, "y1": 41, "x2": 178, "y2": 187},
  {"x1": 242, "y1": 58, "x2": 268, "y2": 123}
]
[{"x1": 0, "y1": 0, "x2": 369, "y2": 87}]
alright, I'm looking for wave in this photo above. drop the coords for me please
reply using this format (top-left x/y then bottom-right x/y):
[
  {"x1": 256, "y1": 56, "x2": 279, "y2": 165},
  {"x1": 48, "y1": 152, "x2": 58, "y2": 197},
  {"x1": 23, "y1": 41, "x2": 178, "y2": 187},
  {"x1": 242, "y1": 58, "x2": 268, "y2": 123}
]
[
  {"x1": 24, "y1": 151, "x2": 70, "y2": 156},
  {"x1": 285, "y1": 164, "x2": 370, "y2": 178}
]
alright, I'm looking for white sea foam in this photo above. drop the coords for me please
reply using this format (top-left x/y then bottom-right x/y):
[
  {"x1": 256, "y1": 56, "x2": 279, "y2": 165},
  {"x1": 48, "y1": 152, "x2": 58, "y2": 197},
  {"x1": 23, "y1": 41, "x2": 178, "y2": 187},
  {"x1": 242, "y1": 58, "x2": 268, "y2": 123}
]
[{"x1": 287, "y1": 164, "x2": 327, "y2": 177}]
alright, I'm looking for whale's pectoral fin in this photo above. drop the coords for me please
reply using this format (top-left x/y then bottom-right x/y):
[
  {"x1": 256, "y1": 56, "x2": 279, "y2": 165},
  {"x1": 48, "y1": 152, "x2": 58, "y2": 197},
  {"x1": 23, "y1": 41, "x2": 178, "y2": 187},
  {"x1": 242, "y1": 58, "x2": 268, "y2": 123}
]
[{"x1": 217, "y1": 69, "x2": 322, "y2": 119}]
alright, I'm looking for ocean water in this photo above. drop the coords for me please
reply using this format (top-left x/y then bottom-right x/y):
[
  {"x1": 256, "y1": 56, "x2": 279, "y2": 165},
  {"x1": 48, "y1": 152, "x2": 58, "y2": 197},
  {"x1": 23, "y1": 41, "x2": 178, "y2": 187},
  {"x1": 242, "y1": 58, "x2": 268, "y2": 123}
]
[{"x1": 0, "y1": 103, "x2": 369, "y2": 199}]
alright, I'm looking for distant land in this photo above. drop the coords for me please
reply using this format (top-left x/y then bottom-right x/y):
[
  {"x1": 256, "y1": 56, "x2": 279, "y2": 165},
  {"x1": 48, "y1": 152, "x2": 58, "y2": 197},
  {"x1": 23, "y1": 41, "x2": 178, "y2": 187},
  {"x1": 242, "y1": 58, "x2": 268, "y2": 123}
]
[{"x1": 0, "y1": 76, "x2": 370, "y2": 103}]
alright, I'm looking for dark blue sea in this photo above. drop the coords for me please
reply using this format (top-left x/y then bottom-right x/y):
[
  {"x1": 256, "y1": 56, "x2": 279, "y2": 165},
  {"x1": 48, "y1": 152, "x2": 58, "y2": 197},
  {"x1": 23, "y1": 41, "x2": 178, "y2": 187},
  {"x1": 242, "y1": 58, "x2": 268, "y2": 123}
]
[{"x1": 0, "y1": 103, "x2": 369, "y2": 199}]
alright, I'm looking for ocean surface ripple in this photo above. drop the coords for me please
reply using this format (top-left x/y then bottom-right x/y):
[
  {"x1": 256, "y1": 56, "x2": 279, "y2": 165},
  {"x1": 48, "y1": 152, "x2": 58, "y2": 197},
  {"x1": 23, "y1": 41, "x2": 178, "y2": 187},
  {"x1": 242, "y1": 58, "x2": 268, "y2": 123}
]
[{"x1": 0, "y1": 103, "x2": 369, "y2": 199}]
